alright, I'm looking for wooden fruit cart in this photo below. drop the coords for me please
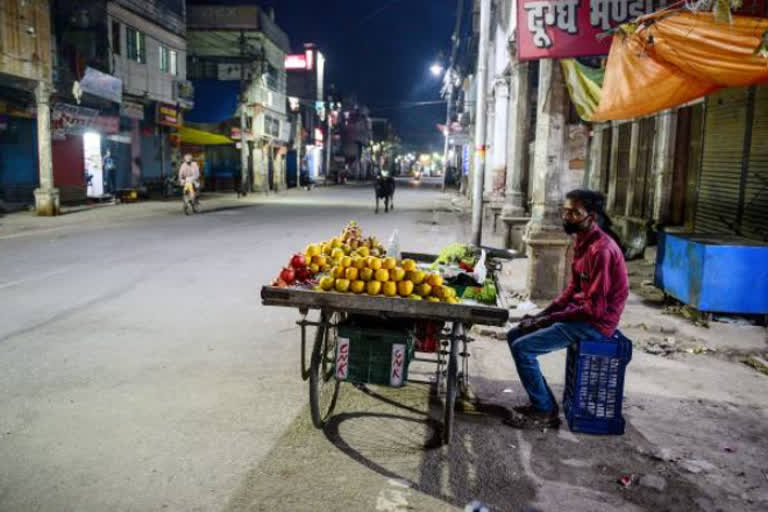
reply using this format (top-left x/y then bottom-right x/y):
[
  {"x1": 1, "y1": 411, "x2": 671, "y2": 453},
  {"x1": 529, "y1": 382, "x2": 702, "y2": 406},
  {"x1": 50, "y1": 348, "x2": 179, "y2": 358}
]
[{"x1": 260, "y1": 251, "x2": 510, "y2": 445}]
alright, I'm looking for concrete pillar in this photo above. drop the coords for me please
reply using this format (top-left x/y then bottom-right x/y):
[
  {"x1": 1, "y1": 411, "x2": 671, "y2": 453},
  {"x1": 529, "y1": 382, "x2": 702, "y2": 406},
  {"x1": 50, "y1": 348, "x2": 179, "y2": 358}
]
[
  {"x1": 606, "y1": 123, "x2": 620, "y2": 213},
  {"x1": 33, "y1": 81, "x2": 59, "y2": 216},
  {"x1": 501, "y1": 59, "x2": 531, "y2": 252},
  {"x1": 490, "y1": 77, "x2": 509, "y2": 195},
  {"x1": 586, "y1": 125, "x2": 605, "y2": 191},
  {"x1": 253, "y1": 143, "x2": 268, "y2": 193},
  {"x1": 652, "y1": 110, "x2": 677, "y2": 224},
  {"x1": 624, "y1": 121, "x2": 641, "y2": 217},
  {"x1": 525, "y1": 59, "x2": 572, "y2": 300},
  {"x1": 483, "y1": 94, "x2": 496, "y2": 197}
]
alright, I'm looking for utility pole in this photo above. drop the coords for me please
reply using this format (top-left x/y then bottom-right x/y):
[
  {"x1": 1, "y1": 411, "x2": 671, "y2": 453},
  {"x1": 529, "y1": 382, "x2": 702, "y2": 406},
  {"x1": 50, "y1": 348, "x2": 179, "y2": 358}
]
[
  {"x1": 471, "y1": 0, "x2": 490, "y2": 246},
  {"x1": 442, "y1": 0, "x2": 464, "y2": 192},
  {"x1": 239, "y1": 31, "x2": 251, "y2": 194},
  {"x1": 296, "y1": 110, "x2": 302, "y2": 188},
  {"x1": 324, "y1": 101, "x2": 332, "y2": 186}
]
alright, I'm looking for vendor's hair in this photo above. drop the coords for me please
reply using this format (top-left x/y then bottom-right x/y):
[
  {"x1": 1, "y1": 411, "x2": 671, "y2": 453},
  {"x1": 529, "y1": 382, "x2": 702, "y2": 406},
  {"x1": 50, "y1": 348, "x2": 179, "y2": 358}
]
[{"x1": 566, "y1": 189, "x2": 623, "y2": 249}]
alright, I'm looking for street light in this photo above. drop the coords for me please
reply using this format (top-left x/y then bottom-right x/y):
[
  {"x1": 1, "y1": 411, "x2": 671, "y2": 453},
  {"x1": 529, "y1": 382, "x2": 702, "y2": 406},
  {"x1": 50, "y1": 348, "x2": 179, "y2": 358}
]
[{"x1": 430, "y1": 63, "x2": 444, "y2": 77}]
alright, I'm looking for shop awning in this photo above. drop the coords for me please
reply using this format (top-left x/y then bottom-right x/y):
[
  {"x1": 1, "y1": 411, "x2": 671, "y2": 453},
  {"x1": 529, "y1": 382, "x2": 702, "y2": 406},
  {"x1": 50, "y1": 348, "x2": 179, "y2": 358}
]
[
  {"x1": 569, "y1": 12, "x2": 768, "y2": 121},
  {"x1": 178, "y1": 126, "x2": 233, "y2": 145}
]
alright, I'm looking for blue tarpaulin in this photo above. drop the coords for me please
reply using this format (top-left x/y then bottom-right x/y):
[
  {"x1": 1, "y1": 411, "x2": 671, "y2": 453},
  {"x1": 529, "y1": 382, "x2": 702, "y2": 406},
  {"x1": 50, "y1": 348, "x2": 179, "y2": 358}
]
[{"x1": 186, "y1": 80, "x2": 240, "y2": 123}]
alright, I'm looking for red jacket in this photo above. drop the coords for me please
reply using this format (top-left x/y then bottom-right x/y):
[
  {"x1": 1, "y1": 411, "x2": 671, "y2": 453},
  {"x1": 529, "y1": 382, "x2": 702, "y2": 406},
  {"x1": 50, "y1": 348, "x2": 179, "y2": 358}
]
[{"x1": 542, "y1": 225, "x2": 628, "y2": 337}]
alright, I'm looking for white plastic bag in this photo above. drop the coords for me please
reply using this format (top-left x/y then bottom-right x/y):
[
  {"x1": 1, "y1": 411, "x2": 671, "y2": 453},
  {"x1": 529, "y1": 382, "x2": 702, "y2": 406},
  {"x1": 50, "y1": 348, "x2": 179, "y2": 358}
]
[
  {"x1": 387, "y1": 229, "x2": 401, "y2": 260},
  {"x1": 472, "y1": 249, "x2": 487, "y2": 284}
]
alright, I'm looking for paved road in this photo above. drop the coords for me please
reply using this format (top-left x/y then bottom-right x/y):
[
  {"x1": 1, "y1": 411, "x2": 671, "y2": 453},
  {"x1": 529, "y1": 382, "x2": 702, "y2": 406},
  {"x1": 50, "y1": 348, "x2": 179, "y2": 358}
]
[{"x1": 0, "y1": 183, "x2": 473, "y2": 511}]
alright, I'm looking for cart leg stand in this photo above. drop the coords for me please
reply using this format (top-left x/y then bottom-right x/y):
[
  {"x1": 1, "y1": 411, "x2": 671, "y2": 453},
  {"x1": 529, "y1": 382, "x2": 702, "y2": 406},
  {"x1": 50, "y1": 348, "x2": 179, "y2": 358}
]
[{"x1": 442, "y1": 322, "x2": 461, "y2": 445}]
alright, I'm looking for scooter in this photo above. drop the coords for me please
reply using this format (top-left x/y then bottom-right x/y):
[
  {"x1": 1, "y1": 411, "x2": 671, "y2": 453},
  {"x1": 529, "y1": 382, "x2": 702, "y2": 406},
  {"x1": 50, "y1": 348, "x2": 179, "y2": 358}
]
[{"x1": 182, "y1": 178, "x2": 200, "y2": 215}]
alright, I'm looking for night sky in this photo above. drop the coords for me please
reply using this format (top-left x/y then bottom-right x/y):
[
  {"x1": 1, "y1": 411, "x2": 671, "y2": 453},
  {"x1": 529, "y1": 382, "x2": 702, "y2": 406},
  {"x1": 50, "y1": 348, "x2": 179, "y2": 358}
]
[{"x1": 189, "y1": 0, "x2": 456, "y2": 151}]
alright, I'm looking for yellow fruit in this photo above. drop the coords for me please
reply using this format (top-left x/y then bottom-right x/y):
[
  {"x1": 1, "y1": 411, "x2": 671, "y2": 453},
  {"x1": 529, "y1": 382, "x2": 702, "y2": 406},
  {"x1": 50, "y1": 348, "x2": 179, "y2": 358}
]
[
  {"x1": 383, "y1": 257, "x2": 397, "y2": 270},
  {"x1": 409, "y1": 294, "x2": 422, "y2": 300},
  {"x1": 375, "y1": 269, "x2": 390, "y2": 282},
  {"x1": 306, "y1": 244, "x2": 320, "y2": 257},
  {"x1": 356, "y1": 246, "x2": 370, "y2": 258},
  {"x1": 390, "y1": 267, "x2": 406, "y2": 282},
  {"x1": 309, "y1": 263, "x2": 320, "y2": 274},
  {"x1": 446, "y1": 297, "x2": 461, "y2": 304},
  {"x1": 345, "y1": 267, "x2": 359, "y2": 281},
  {"x1": 342, "y1": 245, "x2": 352, "y2": 255},
  {"x1": 427, "y1": 274, "x2": 444, "y2": 287},
  {"x1": 370, "y1": 248, "x2": 381, "y2": 257},
  {"x1": 402, "y1": 259, "x2": 417, "y2": 272},
  {"x1": 432, "y1": 285, "x2": 446, "y2": 299},
  {"x1": 312, "y1": 255, "x2": 327, "y2": 267},
  {"x1": 382, "y1": 281, "x2": 397, "y2": 297},
  {"x1": 353, "y1": 257, "x2": 366, "y2": 269},
  {"x1": 321, "y1": 264, "x2": 331, "y2": 273},
  {"x1": 427, "y1": 296, "x2": 440, "y2": 302},
  {"x1": 332, "y1": 266, "x2": 346, "y2": 279},
  {"x1": 360, "y1": 268, "x2": 374, "y2": 282},
  {"x1": 397, "y1": 280, "x2": 414, "y2": 297},
  {"x1": 341, "y1": 256, "x2": 353, "y2": 268},
  {"x1": 319, "y1": 276, "x2": 335, "y2": 291},
  {"x1": 351, "y1": 240, "x2": 359, "y2": 249},
  {"x1": 407, "y1": 270, "x2": 426, "y2": 284},
  {"x1": 331, "y1": 238, "x2": 342, "y2": 249},
  {"x1": 323, "y1": 245, "x2": 333, "y2": 256},
  {"x1": 335, "y1": 279, "x2": 350, "y2": 293},
  {"x1": 367, "y1": 257, "x2": 382, "y2": 271},
  {"x1": 416, "y1": 283, "x2": 432, "y2": 297},
  {"x1": 351, "y1": 280, "x2": 366, "y2": 294},
  {"x1": 331, "y1": 248, "x2": 345, "y2": 261},
  {"x1": 443, "y1": 286, "x2": 457, "y2": 298},
  {"x1": 366, "y1": 280, "x2": 382, "y2": 295}
]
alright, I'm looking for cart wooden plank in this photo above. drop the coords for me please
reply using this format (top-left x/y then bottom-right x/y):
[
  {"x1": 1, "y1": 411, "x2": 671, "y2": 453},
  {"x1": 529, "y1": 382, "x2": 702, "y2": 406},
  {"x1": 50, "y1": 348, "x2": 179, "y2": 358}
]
[{"x1": 261, "y1": 286, "x2": 509, "y2": 326}]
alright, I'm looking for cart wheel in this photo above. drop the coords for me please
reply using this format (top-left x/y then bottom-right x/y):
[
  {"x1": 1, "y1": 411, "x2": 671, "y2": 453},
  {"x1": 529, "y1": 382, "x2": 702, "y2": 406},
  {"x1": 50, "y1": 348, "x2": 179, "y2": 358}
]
[
  {"x1": 442, "y1": 324, "x2": 460, "y2": 445},
  {"x1": 309, "y1": 311, "x2": 341, "y2": 428}
]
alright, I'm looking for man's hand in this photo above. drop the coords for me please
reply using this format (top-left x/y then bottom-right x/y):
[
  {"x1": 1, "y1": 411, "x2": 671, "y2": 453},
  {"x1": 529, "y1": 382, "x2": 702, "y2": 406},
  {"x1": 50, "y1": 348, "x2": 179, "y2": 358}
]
[{"x1": 519, "y1": 316, "x2": 549, "y2": 333}]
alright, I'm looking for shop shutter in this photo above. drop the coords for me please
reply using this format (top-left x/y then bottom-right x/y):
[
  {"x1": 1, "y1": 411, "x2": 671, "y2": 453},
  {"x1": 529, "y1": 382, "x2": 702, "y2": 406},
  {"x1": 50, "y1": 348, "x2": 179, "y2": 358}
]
[
  {"x1": 631, "y1": 117, "x2": 655, "y2": 218},
  {"x1": 695, "y1": 88, "x2": 749, "y2": 234},
  {"x1": 613, "y1": 123, "x2": 632, "y2": 213},
  {"x1": 743, "y1": 86, "x2": 768, "y2": 242}
]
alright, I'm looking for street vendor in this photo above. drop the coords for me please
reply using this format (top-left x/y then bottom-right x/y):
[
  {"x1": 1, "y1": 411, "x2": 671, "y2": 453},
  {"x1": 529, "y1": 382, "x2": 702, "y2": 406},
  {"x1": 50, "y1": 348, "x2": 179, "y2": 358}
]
[{"x1": 505, "y1": 189, "x2": 629, "y2": 430}]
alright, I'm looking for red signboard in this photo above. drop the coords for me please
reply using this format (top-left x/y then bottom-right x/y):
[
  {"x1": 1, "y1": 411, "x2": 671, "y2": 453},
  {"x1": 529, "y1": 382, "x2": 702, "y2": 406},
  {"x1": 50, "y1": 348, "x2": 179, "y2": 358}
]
[
  {"x1": 285, "y1": 54, "x2": 307, "y2": 70},
  {"x1": 517, "y1": 0, "x2": 766, "y2": 60}
]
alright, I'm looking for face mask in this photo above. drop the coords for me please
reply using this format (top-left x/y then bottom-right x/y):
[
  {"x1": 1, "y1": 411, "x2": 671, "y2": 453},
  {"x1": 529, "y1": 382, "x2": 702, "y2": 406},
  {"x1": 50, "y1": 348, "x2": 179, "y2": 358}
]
[{"x1": 563, "y1": 216, "x2": 589, "y2": 234}]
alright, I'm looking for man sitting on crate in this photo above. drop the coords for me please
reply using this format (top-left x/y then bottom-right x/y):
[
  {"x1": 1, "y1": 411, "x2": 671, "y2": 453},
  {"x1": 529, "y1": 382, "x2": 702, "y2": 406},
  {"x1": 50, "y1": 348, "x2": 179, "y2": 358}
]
[{"x1": 505, "y1": 189, "x2": 628, "y2": 429}]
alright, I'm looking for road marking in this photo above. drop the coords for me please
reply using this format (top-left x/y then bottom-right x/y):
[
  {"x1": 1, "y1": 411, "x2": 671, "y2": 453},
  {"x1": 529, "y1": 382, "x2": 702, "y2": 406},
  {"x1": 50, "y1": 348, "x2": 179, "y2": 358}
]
[
  {"x1": 0, "y1": 268, "x2": 70, "y2": 290},
  {"x1": 375, "y1": 479, "x2": 413, "y2": 511}
]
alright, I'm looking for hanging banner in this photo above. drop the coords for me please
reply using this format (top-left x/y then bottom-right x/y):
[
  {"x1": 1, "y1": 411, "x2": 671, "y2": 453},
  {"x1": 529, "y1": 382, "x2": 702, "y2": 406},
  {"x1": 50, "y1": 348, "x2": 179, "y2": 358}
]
[
  {"x1": 516, "y1": 0, "x2": 766, "y2": 60},
  {"x1": 79, "y1": 67, "x2": 123, "y2": 104}
]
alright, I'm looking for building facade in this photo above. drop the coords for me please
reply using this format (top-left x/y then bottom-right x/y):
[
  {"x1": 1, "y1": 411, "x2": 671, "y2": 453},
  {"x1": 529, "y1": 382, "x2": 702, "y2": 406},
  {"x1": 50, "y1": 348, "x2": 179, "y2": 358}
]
[{"x1": 186, "y1": 5, "x2": 290, "y2": 193}]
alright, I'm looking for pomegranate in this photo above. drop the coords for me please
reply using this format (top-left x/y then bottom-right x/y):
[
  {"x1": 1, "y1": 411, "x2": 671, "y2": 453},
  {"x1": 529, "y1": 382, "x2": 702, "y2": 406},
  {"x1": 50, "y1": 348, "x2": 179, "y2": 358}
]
[
  {"x1": 290, "y1": 253, "x2": 306, "y2": 268},
  {"x1": 279, "y1": 266, "x2": 296, "y2": 284},
  {"x1": 295, "y1": 266, "x2": 311, "y2": 282}
]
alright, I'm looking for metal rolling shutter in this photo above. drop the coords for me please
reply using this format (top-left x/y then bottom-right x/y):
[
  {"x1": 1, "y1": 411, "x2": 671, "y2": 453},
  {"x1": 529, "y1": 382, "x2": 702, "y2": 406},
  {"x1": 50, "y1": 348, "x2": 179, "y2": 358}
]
[
  {"x1": 743, "y1": 86, "x2": 768, "y2": 242},
  {"x1": 632, "y1": 117, "x2": 655, "y2": 218},
  {"x1": 614, "y1": 123, "x2": 632, "y2": 213},
  {"x1": 695, "y1": 88, "x2": 749, "y2": 233}
]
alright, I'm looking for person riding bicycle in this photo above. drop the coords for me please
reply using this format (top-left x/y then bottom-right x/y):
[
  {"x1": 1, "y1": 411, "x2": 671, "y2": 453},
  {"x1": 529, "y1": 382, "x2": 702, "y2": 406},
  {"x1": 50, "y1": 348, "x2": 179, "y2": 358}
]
[{"x1": 178, "y1": 154, "x2": 200, "y2": 194}]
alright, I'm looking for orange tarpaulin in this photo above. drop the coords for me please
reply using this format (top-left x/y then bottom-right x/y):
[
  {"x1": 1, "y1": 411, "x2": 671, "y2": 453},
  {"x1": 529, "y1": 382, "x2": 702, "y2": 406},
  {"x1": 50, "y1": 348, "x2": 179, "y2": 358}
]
[{"x1": 592, "y1": 12, "x2": 768, "y2": 121}]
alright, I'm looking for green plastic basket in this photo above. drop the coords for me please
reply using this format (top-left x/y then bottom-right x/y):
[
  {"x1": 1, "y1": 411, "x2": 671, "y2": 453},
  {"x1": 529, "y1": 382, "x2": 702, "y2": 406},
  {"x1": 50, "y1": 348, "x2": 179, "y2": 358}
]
[{"x1": 335, "y1": 325, "x2": 414, "y2": 387}]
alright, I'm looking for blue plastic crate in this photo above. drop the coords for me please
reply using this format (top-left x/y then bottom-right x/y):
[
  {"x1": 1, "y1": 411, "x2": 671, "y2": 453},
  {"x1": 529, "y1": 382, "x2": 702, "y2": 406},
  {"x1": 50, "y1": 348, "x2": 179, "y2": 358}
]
[{"x1": 563, "y1": 331, "x2": 633, "y2": 435}]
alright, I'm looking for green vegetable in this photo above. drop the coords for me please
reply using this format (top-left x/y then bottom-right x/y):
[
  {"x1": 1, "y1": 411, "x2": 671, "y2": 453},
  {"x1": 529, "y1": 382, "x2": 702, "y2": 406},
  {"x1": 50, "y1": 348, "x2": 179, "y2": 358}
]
[
  {"x1": 430, "y1": 243, "x2": 477, "y2": 269},
  {"x1": 461, "y1": 279, "x2": 497, "y2": 305}
]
